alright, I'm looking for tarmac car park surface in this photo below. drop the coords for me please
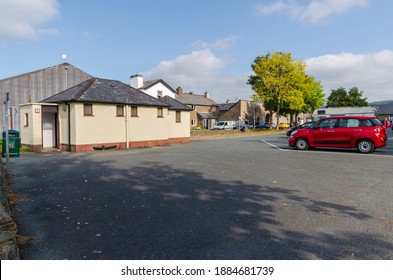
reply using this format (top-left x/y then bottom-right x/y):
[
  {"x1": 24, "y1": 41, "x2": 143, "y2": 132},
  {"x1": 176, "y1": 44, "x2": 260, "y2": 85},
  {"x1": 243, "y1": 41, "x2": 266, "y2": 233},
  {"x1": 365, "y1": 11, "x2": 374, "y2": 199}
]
[{"x1": 5, "y1": 129, "x2": 393, "y2": 259}]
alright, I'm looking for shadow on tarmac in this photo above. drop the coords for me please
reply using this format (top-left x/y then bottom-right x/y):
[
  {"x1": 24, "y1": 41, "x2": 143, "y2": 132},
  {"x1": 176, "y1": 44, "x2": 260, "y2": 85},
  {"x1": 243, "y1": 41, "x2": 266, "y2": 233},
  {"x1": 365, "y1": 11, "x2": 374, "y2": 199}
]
[{"x1": 7, "y1": 153, "x2": 393, "y2": 260}]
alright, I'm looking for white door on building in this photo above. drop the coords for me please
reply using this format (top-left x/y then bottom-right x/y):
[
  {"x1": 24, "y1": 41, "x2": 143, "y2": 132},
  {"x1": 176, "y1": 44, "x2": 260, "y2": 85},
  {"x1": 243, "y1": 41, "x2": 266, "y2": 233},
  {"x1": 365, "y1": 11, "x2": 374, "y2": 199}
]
[{"x1": 42, "y1": 112, "x2": 56, "y2": 148}]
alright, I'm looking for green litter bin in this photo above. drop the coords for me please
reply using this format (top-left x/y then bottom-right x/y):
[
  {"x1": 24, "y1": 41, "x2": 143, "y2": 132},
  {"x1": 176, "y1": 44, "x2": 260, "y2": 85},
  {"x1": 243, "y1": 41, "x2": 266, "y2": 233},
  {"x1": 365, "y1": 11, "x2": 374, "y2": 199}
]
[{"x1": 2, "y1": 130, "x2": 20, "y2": 158}]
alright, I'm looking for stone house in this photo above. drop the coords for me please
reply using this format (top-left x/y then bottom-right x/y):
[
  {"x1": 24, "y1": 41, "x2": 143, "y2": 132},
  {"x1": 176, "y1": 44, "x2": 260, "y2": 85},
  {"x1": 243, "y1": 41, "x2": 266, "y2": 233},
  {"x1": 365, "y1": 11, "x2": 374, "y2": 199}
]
[
  {"x1": 219, "y1": 100, "x2": 265, "y2": 123},
  {"x1": 218, "y1": 100, "x2": 290, "y2": 126},
  {"x1": 175, "y1": 87, "x2": 219, "y2": 129},
  {"x1": 19, "y1": 78, "x2": 191, "y2": 152}
]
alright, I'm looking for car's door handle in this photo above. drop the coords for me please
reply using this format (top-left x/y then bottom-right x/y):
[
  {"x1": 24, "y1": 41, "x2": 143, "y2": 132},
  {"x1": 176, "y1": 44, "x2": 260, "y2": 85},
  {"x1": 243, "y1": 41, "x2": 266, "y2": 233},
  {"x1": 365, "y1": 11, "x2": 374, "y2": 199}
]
[
  {"x1": 327, "y1": 130, "x2": 334, "y2": 132},
  {"x1": 353, "y1": 129, "x2": 362, "y2": 132}
]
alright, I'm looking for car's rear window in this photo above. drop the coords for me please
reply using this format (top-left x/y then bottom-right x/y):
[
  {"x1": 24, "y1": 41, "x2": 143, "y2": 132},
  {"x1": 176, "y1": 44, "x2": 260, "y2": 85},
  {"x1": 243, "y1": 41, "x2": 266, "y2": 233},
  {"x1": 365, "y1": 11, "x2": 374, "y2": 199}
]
[{"x1": 360, "y1": 118, "x2": 382, "y2": 127}]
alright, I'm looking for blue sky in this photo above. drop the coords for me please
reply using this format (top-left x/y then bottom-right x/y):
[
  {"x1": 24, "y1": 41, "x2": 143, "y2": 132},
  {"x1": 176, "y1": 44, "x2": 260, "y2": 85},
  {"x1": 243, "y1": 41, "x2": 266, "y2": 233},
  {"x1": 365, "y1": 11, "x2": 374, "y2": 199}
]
[{"x1": 1, "y1": 0, "x2": 392, "y2": 103}]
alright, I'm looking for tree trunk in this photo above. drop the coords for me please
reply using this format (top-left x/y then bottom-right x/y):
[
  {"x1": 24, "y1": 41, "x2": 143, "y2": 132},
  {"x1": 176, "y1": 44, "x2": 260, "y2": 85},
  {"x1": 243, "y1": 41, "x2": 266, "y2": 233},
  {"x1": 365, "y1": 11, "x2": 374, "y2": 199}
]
[{"x1": 276, "y1": 93, "x2": 281, "y2": 129}]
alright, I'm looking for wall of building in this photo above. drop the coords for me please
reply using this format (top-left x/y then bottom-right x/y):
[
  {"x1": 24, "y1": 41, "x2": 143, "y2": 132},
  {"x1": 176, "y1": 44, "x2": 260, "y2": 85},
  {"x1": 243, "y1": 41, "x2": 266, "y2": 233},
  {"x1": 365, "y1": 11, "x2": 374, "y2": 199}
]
[
  {"x1": 19, "y1": 104, "x2": 43, "y2": 152},
  {"x1": 72, "y1": 103, "x2": 126, "y2": 145},
  {"x1": 143, "y1": 84, "x2": 176, "y2": 99},
  {"x1": 1, "y1": 64, "x2": 92, "y2": 131},
  {"x1": 128, "y1": 106, "x2": 168, "y2": 142},
  {"x1": 167, "y1": 110, "x2": 190, "y2": 142},
  {"x1": 69, "y1": 104, "x2": 184, "y2": 151},
  {"x1": 58, "y1": 103, "x2": 70, "y2": 150},
  {"x1": 193, "y1": 105, "x2": 219, "y2": 128},
  {"x1": 20, "y1": 102, "x2": 191, "y2": 152},
  {"x1": 219, "y1": 100, "x2": 291, "y2": 125},
  {"x1": 219, "y1": 103, "x2": 241, "y2": 121}
]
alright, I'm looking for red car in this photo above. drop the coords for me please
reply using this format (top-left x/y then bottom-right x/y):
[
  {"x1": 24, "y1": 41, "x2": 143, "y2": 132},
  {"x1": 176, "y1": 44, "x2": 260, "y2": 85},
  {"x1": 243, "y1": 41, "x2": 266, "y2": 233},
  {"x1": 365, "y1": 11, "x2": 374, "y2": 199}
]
[{"x1": 288, "y1": 116, "x2": 387, "y2": 153}]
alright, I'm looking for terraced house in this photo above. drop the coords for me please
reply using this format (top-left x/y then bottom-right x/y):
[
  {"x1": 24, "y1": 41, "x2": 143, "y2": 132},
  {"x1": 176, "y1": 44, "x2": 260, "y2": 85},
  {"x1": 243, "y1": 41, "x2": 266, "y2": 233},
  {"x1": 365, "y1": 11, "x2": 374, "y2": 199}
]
[{"x1": 175, "y1": 87, "x2": 219, "y2": 129}]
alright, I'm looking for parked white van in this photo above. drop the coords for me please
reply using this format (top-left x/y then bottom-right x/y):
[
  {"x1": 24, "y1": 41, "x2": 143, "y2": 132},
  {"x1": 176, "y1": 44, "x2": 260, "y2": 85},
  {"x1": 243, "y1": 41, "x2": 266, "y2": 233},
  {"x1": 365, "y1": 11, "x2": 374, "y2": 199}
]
[{"x1": 213, "y1": 121, "x2": 235, "y2": 130}]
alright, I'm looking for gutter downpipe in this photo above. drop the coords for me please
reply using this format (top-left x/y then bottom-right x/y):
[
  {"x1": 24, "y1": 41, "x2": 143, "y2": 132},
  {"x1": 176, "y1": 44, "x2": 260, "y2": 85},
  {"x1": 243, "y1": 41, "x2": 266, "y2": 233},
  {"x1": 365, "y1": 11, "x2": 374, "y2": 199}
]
[
  {"x1": 125, "y1": 103, "x2": 129, "y2": 148},
  {"x1": 66, "y1": 103, "x2": 71, "y2": 152}
]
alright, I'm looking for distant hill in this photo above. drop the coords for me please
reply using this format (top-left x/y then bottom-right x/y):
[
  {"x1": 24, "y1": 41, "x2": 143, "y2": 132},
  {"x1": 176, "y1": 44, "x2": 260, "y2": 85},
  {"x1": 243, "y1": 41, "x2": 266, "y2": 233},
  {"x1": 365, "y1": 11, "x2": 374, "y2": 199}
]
[{"x1": 369, "y1": 100, "x2": 393, "y2": 105}]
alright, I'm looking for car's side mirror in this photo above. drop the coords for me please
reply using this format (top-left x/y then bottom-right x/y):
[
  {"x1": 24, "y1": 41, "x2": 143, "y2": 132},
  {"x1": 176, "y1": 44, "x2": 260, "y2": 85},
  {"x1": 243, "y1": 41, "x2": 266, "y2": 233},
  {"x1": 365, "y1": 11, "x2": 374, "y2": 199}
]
[{"x1": 315, "y1": 124, "x2": 321, "y2": 129}]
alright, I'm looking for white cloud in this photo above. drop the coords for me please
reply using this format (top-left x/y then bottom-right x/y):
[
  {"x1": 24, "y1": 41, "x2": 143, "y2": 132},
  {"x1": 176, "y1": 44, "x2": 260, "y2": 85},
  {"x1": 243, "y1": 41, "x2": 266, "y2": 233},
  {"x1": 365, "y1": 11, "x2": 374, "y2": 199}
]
[
  {"x1": 147, "y1": 49, "x2": 393, "y2": 104},
  {"x1": 146, "y1": 49, "x2": 253, "y2": 103},
  {"x1": 191, "y1": 36, "x2": 239, "y2": 50},
  {"x1": 0, "y1": 0, "x2": 59, "y2": 40},
  {"x1": 257, "y1": 0, "x2": 369, "y2": 24},
  {"x1": 306, "y1": 50, "x2": 393, "y2": 102}
]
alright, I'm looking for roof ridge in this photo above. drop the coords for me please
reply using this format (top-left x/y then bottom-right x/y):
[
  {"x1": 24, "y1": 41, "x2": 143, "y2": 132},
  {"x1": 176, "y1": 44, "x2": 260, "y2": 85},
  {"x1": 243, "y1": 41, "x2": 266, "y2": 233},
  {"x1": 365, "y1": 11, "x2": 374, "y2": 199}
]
[
  {"x1": 73, "y1": 78, "x2": 96, "y2": 100},
  {"x1": 0, "y1": 63, "x2": 92, "y2": 81}
]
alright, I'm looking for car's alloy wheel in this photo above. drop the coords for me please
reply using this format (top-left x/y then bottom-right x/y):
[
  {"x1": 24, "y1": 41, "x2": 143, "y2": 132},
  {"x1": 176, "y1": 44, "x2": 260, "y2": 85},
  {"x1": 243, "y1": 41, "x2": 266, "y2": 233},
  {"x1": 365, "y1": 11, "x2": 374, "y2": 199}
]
[
  {"x1": 295, "y1": 138, "x2": 309, "y2": 150},
  {"x1": 357, "y1": 139, "x2": 374, "y2": 153}
]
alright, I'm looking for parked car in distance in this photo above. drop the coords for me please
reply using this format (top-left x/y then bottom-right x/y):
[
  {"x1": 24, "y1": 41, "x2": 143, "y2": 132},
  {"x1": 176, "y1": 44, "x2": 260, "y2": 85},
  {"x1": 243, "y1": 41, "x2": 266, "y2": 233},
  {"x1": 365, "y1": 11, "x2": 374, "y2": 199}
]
[
  {"x1": 286, "y1": 121, "x2": 315, "y2": 136},
  {"x1": 288, "y1": 116, "x2": 387, "y2": 153},
  {"x1": 278, "y1": 123, "x2": 290, "y2": 129},
  {"x1": 255, "y1": 121, "x2": 273, "y2": 129},
  {"x1": 212, "y1": 121, "x2": 235, "y2": 130},
  {"x1": 236, "y1": 120, "x2": 253, "y2": 130},
  {"x1": 255, "y1": 121, "x2": 266, "y2": 128}
]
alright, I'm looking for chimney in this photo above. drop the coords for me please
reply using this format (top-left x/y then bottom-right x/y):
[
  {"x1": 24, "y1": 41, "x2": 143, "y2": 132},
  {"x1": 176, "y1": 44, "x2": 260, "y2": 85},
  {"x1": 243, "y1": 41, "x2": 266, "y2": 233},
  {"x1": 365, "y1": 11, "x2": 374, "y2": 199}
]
[
  {"x1": 176, "y1": 86, "x2": 183, "y2": 96},
  {"x1": 204, "y1": 91, "x2": 209, "y2": 99},
  {"x1": 130, "y1": 74, "x2": 143, "y2": 89}
]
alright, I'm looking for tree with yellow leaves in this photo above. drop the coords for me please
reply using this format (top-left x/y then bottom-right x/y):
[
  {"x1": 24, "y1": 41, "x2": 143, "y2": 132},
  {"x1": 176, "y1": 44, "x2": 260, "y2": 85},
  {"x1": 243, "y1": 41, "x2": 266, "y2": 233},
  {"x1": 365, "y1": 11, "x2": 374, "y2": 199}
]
[{"x1": 248, "y1": 51, "x2": 324, "y2": 127}]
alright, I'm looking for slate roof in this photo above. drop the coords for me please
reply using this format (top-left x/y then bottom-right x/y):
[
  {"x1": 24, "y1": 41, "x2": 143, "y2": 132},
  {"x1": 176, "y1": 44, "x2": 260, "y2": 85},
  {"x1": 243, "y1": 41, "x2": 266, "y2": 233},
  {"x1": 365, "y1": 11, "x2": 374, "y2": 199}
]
[
  {"x1": 197, "y1": 112, "x2": 218, "y2": 119},
  {"x1": 369, "y1": 100, "x2": 393, "y2": 105},
  {"x1": 176, "y1": 92, "x2": 218, "y2": 106},
  {"x1": 160, "y1": 96, "x2": 193, "y2": 111},
  {"x1": 374, "y1": 104, "x2": 393, "y2": 115},
  {"x1": 0, "y1": 62, "x2": 92, "y2": 82},
  {"x1": 218, "y1": 102, "x2": 236, "y2": 111},
  {"x1": 41, "y1": 78, "x2": 170, "y2": 107}
]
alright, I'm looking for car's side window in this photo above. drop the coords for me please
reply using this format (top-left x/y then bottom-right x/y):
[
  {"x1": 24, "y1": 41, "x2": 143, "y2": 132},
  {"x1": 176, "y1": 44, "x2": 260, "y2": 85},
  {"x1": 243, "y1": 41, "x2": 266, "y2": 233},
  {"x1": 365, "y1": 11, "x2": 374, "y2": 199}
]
[
  {"x1": 360, "y1": 119, "x2": 373, "y2": 127},
  {"x1": 339, "y1": 118, "x2": 360, "y2": 128},
  {"x1": 319, "y1": 118, "x2": 338, "y2": 129}
]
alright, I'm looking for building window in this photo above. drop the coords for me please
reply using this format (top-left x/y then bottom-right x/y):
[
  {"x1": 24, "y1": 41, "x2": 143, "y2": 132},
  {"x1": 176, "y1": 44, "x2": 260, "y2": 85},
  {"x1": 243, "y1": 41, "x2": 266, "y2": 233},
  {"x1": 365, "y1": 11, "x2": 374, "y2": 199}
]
[
  {"x1": 191, "y1": 119, "x2": 197, "y2": 126},
  {"x1": 84, "y1": 103, "x2": 93, "y2": 116},
  {"x1": 24, "y1": 113, "x2": 29, "y2": 127},
  {"x1": 116, "y1": 105, "x2": 124, "y2": 117},
  {"x1": 131, "y1": 106, "x2": 138, "y2": 117},
  {"x1": 157, "y1": 90, "x2": 163, "y2": 99},
  {"x1": 157, "y1": 107, "x2": 163, "y2": 118},
  {"x1": 176, "y1": 111, "x2": 181, "y2": 123}
]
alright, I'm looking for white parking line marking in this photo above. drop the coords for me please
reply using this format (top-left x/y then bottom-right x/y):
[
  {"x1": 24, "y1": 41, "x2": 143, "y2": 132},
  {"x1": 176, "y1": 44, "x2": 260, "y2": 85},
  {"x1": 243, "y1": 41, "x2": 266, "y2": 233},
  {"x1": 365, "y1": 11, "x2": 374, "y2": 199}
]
[{"x1": 260, "y1": 139, "x2": 288, "y2": 151}]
